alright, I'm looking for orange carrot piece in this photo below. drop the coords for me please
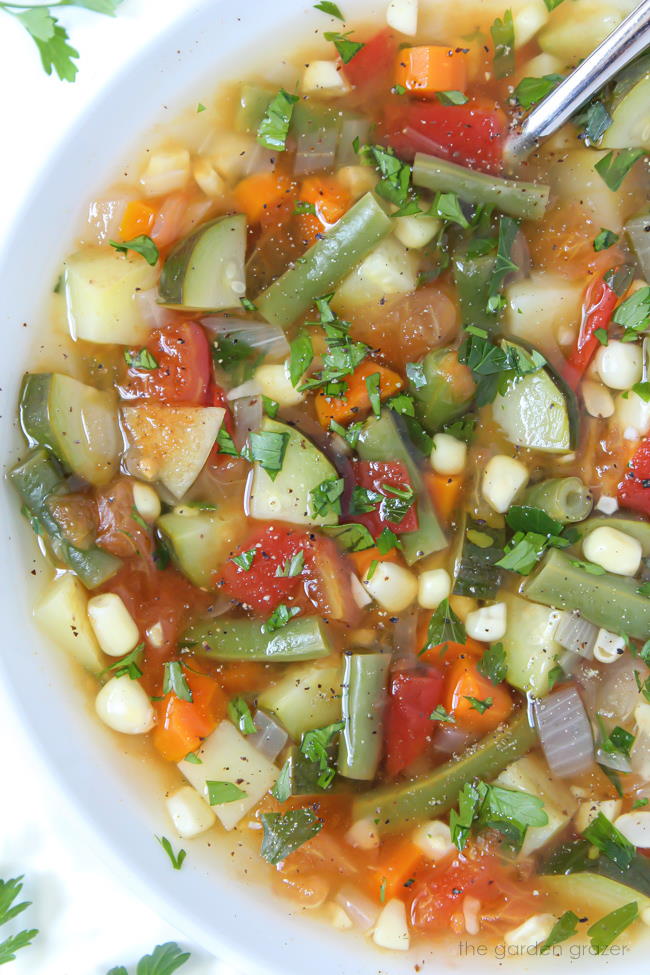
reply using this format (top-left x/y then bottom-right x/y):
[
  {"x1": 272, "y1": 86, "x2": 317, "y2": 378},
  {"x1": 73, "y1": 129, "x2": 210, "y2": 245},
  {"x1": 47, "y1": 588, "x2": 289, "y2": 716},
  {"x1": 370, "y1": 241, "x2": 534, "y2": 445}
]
[
  {"x1": 119, "y1": 200, "x2": 157, "y2": 240},
  {"x1": 152, "y1": 670, "x2": 227, "y2": 762},
  {"x1": 233, "y1": 171, "x2": 294, "y2": 224},
  {"x1": 426, "y1": 472, "x2": 463, "y2": 524},
  {"x1": 315, "y1": 360, "x2": 404, "y2": 429},
  {"x1": 369, "y1": 838, "x2": 424, "y2": 902},
  {"x1": 443, "y1": 658, "x2": 512, "y2": 733},
  {"x1": 297, "y1": 175, "x2": 351, "y2": 242},
  {"x1": 395, "y1": 45, "x2": 468, "y2": 96},
  {"x1": 349, "y1": 545, "x2": 398, "y2": 578},
  {"x1": 419, "y1": 632, "x2": 485, "y2": 666}
]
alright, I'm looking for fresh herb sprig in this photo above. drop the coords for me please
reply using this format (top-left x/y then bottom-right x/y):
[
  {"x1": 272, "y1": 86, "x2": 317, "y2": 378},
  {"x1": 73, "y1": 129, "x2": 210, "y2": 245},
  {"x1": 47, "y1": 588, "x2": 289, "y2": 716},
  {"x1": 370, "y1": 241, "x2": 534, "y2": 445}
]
[
  {"x1": 107, "y1": 941, "x2": 190, "y2": 975},
  {"x1": 0, "y1": 875, "x2": 38, "y2": 966}
]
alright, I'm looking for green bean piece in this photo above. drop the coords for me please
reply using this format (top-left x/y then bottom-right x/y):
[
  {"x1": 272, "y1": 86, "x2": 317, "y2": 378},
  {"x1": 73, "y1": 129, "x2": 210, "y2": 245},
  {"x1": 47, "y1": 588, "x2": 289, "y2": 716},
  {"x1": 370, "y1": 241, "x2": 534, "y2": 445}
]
[
  {"x1": 352, "y1": 709, "x2": 536, "y2": 834},
  {"x1": 408, "y1": 347, "x2": 476, "y2": 434},
  {"x1": 256, "y1": 192, "x2": 392, "y2": 328},
  {"x1": 524, "y1": 548, "x2": 650, "y2": 640},
  {"x1": 184, "y1": 614, "x2": 333, "y2": 661},
  {"x1": 412, "y1": 153, "x2": 550, "y2": 221},
  {"x1": 452, "y1": 243, "x2": 498, "y2": 332},
  {"x1": 524, "y1": 477, "x2": 594, "y2": 524},
  {"x1": 10, "y1": 448, "x2": 121, "y2": 589},
  {"x1": 357, "y1": 411, "x2": 447, "y2": 564},
  {"x1": 338, "y1": 652, "x2": 391, "y2": 781}
]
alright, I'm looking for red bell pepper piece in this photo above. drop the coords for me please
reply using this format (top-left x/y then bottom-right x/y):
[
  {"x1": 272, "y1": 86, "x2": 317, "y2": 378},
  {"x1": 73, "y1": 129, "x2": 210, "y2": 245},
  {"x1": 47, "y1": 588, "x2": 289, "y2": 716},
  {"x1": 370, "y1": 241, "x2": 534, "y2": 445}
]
[
  {"x1": 381, "y1": 102, "x2": 507, "y2": 174},
  {"x1": 564, "y1": 265, "x2": 634, "y2": 389},
  {"x1": 341, "y1": 28, "x2": 397, "y2": 90},
  {"x1": 385, "y1": 667, "x2": 444, "y2": 777},
  {"x1": 618, "y1": 438, "x2": 650, "y2": 517}
]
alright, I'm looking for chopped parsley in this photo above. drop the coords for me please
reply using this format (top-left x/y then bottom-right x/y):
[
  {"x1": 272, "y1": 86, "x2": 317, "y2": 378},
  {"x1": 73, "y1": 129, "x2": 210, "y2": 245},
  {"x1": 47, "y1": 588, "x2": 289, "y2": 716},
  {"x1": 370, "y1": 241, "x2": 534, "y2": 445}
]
[
  {"x1": 612, "y1": 285, "x2": 650, "y2": 336},
  {"x1": 275, "y1": 550, "x2": 305, "y2": 578},
  {"x1": 206, "y1": 781, "x2": 248, "y2": 804},
  {"x1": 124, "y1": 347, "x2": 158, "y2": 370},
  {"x1": 300, "y1": 721, "x2": 344, "y2": 788},
  {"x1": 329, "y1": 418, "x2": 363, "y2": 447},
  {"x1": 102, "y1": 642, "x2": 144, "y2": 681},
  {"x1": 465, "y1": 695, "x2": 493, "y2": 714},
  {"x1": 595, "y1": 148, "x2": 646, "y2": 192},
  {"x1": 437, "y1": 89, "x2": 469, "y2": 105},
  {"x1": 582, "y1": 812, "x2": 635, "y2": 870},
  {"x1": 594, "y1": 228, "x2": 619, "y2": 251},
  {"x1": 260, "y1": 809, "x2": 323, "y2": 864},
  {"x1": 365, "y1": 371, "x2": 382, "y2": 417},
  {"x1": 430, "y1": 705, "x2": 456, "y2": 723},
  {"x1": 110, "y1": 234, "x2": 159, "y2": 266},
  {"x1": 242, "y1": 430, "x2": 290, "y2": 480},
  {"x1": 490, "y1": 9, "x2": 515, "y2": 79},
  {"x1": 487, "y1": 214, "x2": 520, "y2": 313},
  {"x1": 309, "y1": 476, "x2": 345, "y2": 518},
  {"x1": 0, "y1": 875, "x2": 38, "y2": 966},
  {"x1": 156, "y1": 836, "x2": 187, "y2": 871},
  {"x1": 477, "y1": 642, "x2": 507, "y2": 685},
  {"x1": 600, "y1": 723, "x2": 635, "y2": 759},
  {"x1": 216, "y1": 427, "x2": 239, "y2": 456},
  {"x1": 324, "y1": 29, "x2": 363, "y2": 63},
  {"x1": 574, "y1": 100, "x2": 612, "y2": 145},
  {"x1": 588, "y1": 901, "x2": 638, "y2": 954},
  {"x1": 434, "y1": 191, "x2": 469, "y2": 229},
  {"x1": 162, "y1": 661, "x2": 193, "y2": 702},
  {"x1": 450, "y1": 780, "x2": 548, "y2": 852},
  {"x1": 293, "y1": 200, "x2": 317, "y2": 215},
  {"x1": 513, "y1": 73, "x2": 563, "y2": 109},
  {"x1": 379, "y1": 482, "x2": 415, "y2": 524},
  {"x1": 227, "y1": 696, "x2": 257, "y2": 735},
  {"x1": 540, "y1": 911, "x2": 579, "y2": 953},
  {"x1": 322, "y1": 522, "x2": 374, "y2": 552},
  {"x1": 263, "y1": 604, "x2": 301, "y2": 633},
  {"x1": 314, "y1": 0, "x2": 344, "y2": 18},
  {"x1": 271, "y1": 759, "x2": 292, "y2": 802},
  {"x1": 262, "y1": 395, "x2": 279, "y2": 418},
  {"x1": 256, "y1": 88, "x2": 299, "y2": 151},
  {"x1": 570, "y1": 558, "x2": 607, "y2": 576},
  {"x1": 289, "y1": 329, "x2": 314, "y2": 387},
  {"x1": 231, "y1": 547, "x2": 257, "y2": 572},
  {"x1": 420, "y1": 598, "x2": 465, "y2": 655}
]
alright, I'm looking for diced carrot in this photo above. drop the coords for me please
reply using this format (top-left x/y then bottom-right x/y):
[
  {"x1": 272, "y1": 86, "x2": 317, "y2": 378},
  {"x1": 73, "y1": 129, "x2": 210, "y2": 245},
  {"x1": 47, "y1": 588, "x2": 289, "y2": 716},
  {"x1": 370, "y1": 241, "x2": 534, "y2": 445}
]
[
  {"x1": 119, "y1": 200, "x2": 157, "y2": 240},
  {"x1": 233, "y1": 171, "x2": 295, "y2": 224},
  {"x1": 369, "y1": 838, "x2": 424, "y2": 902},
  {"x1": 152, "y1": 669, "x2": 227, "y2": 762},
  {"x1": 297, "y1": 175, "x2": 351, "y2": 242},
  {"x1": 426, "y1": 472, "x2": 463, "y2": 524},
  {"x1": 394, "y1": 45, "x2": 468, "y2": 97},
  {"x1": 349, "y1": 545, "x2": 398, "y2": 578},
  {"x1": 443, "y1": 657, "x2": 512, "y2": 733},
  {"x1": 418, "y1": 629, "x2": 485, "y2": 666},
  {"x1": 216, "y1": 661, "x2": 267, "y2": 695},
  {"x1": 315, "y1": 360, "x2": 404, "y2": 429}
]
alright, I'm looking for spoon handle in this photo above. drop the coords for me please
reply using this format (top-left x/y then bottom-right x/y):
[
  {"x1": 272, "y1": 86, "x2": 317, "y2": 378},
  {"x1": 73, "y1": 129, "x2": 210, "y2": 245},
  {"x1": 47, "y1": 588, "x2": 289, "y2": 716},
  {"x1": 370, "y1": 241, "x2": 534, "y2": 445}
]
[{"x1": 505, "y1": 0, "x2": 650, "y2": 161}]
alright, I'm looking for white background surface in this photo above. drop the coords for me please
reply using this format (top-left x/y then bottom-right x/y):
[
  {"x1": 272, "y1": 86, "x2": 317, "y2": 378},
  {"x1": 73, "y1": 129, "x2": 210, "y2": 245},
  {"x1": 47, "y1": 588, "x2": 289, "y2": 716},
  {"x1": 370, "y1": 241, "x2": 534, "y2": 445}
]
[{"x1": 0, "y1": 2, "x2": 242, "y2": 972}]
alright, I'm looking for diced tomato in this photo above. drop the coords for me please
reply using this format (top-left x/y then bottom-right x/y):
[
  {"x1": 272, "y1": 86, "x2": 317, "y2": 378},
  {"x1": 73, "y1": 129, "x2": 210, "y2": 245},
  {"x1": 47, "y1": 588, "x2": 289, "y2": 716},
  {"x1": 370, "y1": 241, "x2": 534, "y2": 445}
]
[
  {"x1": 564, "y1": 273, "x2": 620, "y2": 389},
  {"x1": 351, "y1": 460, "x2": 419, "y2": 536},
  {"x1": 409, "y1": 848, "x2": 513, "y2": 931},
  {"x1": 119, "y1": 321, "x2": 212, "y2": 405},
  {"x1": 381, "y1": 102, "x2": 507, "y2": 174},
  {"x1": 342, "y1": 28, "x2": 397, "y2": 91},
  {"x1": 618, "y1": 438, "x2": 650, "y2": 517},
  {"x1": 385, "y1": 667, "x2": 444, "y2": 777},
  {"x1": 219, "y1": 525, "x2": 361, "y2": 623},
  {"x1": 95, "y1": 476, "x2": 153, "y2": 559},
  {"x1": 152, "y1": 665, "x2": 227, "y2": 762}
]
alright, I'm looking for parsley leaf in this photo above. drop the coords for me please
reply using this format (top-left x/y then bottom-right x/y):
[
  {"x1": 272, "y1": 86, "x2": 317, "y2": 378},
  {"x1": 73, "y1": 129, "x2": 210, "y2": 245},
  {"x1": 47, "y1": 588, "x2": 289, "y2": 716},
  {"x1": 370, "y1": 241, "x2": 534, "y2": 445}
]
[
  {"x1": 594, "y1": 228, "x2": 619, "y2": 252},
  {"x1": 228, "y1": 696, "x2": 257, "y2": 735},
  {"x1": 540, "y1": 911, "x2": 579, "y2": 953},
  {"x1": 257, "y1": 88, "x2": 299, "y2": 151},
  {"x1": 542, "y1": 0, "x2": 565, "y2": 8},
  {"x1": 242, "y1": 430, "x2": 290, "y2": 480},
  {"x1": 385, "y1": 392, "x2": 415, "y2": 417},
  {"x1": 487, "y1": 214, "x2": 520, "y2": 313},
  {"x1": 293, "y1": 201, "x2": 317, "y2": 215},
  {"x1": 124, "y1": 348, "x2": 158, "y2": 370},
  {"x1": 262, "y1": 395, "x2": 279, "y2": 418},
  {"x1": 595, "y1": 149, "x2": 646, "y2": 191},
  {"x1": 301, "y1": 721, "x2": 344, "y2": 788},
  {"x1": 631, "y1": 381, "x2": 650, "y2": 402},
  {"x1": 379, "y1": 482, "x2": 415, "y2": 524},
  {"x1": 323, "y1": 522, "x2": 374, "y2": 552},
  {"x1": 309, "y1": 476, "x2": 344, "y2": 518},
  {"x1": 513, "y1": 73, "x2": 563, "y2": 109},
  {"x1": 299, "y1": 296, "x2": 368, "y2": 393},
  {"x1": 601, "y1": 723, "x2": 635, "y2": 758},
  {"x1": 505, "y1": 505, "x2": 564, "y2": 536},
  {"x1": 263, "y1": 604, "x2": 300, "y2": 633},
  {"x1": 430, "y1": 705, "x2": 456, "y2": 723},
  {"x1": 271, "y1": 759, "x2": 292, "y2": 802},
  {"x1": 156, "y1": 836, "x2": 187, "y2": 871},
  {"x1": 324, "y1": 30, "x2": 363, "y2": 63},
  {"x1": 231, "y1": 547, "x2": 256, "y2": 572},
  {"x1": 365, "y1": 371, "x2": 381, "y2": 417},
  {"x1": 570, "y1": 558, "x2": 607, "y2": 576},
  {"x1": 361, "y1": 144, "x2": 413, "y2": 208},
  {"x1": 102, "y1": 642, "x2": 144, "y2": 681},
  {"x1": 376, "y1": 526, "x2": 400, "y2": 554},
  {"x1": 329, "y1": 418, "x2": 363, "y2": 447},
  {"x1": 465, "y1": 695, "x2": 493, "y2": 713},
  {"x1": 276, "y1": 550, "x2": 305, "y2": 578},
  {"x1": 0, "y1": 876, "x2": 38, "y2": 966},
  {"x1": 434, "y1": 191, "x2": 469, "y2": 228},
  {"x1": 547, "y1": 663, "x2": 565, "y2": 691},
  {"x1": 110, "y1": 234, "x2": 159, "y2": 266},
  {"x1": 261, "y1": 809, "x2": 323, "y2": 864},
  {"x1": 490, "y1": 9, "x2": 515, "y2": 79},
  {"x1": 588, "y1": 901, "x2": 638, "y2": 954},
  {"x1": 477, "y1": 642, "x2": 507, "y2": 685},
  {"x1": 206, "y1": 781, "x2": 247, "y2": 804},
  {"x1": 450, "y1": 781, "x2": 482, "y2": 851},
  {"x1": 289, "y1": 329, "x2": 314, "y2": 387},
  {"x1": 350, "y1": 485, "x2": 381, "y2": 515},
  {"x1": 420, "y1": 598, "x2": 465, "y2": 654},
  {"x1": 314, "y1": 1, "x2": 344, "y2": 18},
  {"x1": 130, "y1": 941, "x2": 190, "y2": 974},
  {"x1": 437, "y1": 90, "x2": 469, "y2": 105},
  {"x1": 583, "y1": 812, "x2": 636, "y2": 870},
  {"x1": 162, "y1": 661, "x2": 192, "y2": 702},
  {"x1": 574, "y1": 100, "x2": 612, "y2": 145},
  {"x1": 612, "y1": 286, "x2": 650, "y2": 335}
]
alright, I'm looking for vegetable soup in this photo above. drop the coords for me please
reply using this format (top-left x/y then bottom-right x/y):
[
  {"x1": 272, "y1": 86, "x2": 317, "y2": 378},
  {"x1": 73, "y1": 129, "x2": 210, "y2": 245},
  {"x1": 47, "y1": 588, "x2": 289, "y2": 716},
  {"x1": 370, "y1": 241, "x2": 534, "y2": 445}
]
[{"x1": 12, "y1": 0, "x2": 650, "y2": 956}]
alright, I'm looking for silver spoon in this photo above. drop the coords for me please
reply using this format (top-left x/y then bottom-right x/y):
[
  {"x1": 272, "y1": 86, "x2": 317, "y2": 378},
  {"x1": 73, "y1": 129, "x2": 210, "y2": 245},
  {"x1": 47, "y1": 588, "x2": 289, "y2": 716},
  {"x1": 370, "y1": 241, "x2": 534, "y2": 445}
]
[{"x1": 505, "y1": 0, "x2": 650, "y2": 162}]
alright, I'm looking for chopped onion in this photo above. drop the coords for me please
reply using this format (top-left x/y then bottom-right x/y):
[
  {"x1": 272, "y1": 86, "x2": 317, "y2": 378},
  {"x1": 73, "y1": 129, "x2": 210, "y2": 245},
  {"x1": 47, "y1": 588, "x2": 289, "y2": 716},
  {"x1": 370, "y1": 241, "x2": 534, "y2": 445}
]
[
  {"x1": 233, "y1": 395, "x2": 262, "y2": 449},
  {"x1": 227, "y1": 379, "x2": 261, "y2": 401},
  {"x1": 82, "y1": 192, "x2": 134, "y2": 245},
  {"x1": 392, "y1": 606, "x2": 418, "y2": 660},
  {"x1": 335, "y1": 884, "x2": 380, "y2": 932},
  {"x1": 242, "y1": 144, "x2": 276, "y2": 177},
  {"x1": 249, "y1": 709, "x2": 288, "y2": 761},
  {"x1": 433, "y1": 723, "x2": 476, "y2": 756},
  {"x1": 135, "y1": 289, "x2": 179, "y2": 330},
  {"x1": 596, "y1": 654, "x2": 649, "y2": 722},
  {"x1": 203, "y1": 318, "x2": 290, "y2": 363},
  {"x1": 294, "y1": 118, "x2": 338, "y2": 176},
  {"x1": 351, "y1": 573, "x2": 372, "y2": 609},
  {"x1": 554, "y1": 611, "x2": 598, "y2": 659},
  {"x1": 534, "y1": 686, "x2": 594, "y2": 778}
]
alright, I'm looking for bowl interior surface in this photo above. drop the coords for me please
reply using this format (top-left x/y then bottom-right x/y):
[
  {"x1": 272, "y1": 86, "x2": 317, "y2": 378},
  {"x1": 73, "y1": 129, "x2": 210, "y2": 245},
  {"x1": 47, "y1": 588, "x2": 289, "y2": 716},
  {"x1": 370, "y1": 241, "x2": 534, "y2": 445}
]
[{"x1": 0, "y1": 1, "x2": 646, "y2": 971}]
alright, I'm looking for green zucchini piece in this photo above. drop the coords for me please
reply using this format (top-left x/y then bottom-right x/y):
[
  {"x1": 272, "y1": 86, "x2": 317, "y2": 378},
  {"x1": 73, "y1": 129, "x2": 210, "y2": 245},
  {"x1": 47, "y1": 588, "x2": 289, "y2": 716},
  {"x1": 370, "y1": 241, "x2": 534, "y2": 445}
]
[
  {"x1": 257, "y1": 659, "x2": 343, "y2": 740},
  {"x1": 63, "y1": 246, "x2": 158, "y2": 345},
  {"x1": 357, "y1": 411, "x2": 447, "y2": 564},
  {"x1": 352, "y1": 709, "x2": 537, "y2": 835},
  {"x1": 542, "y1": 839, "x2": 650, "y2": 914},
  {"x1": 159, "y1": 214, "x2": 247, "y2": 311},
  {"x1": 10, "y1": 449, "x2": 121, "y2": 589},
  {"x1": 578, "y1": 516, "x2": 650, "y2": 557},
  {"x1": 451, "y1": 512, "x2": 505, "y2": 600},
  {"x1": 524, "y1": 548, "x2": 650, "y2": 640},
  {"x1": 602, "y1": 73, "x2": 650, "y2": 151},
  {"x1": 236, "y1": 84, "x2": 274, "y2": 133},
  {"x1": 157, "y1": 508, "x2": 244, "y2": 589},
  {"x1": 293, "y1": 101, "x2": 341, "y2": 175},
  {"x1": 247, "y1": 417, "x2": 339, "y2": 526},
  {"x1": 500, "y1": 592, "x2": 563, "y2": 697},
  {"x1": 408, "y1": 347, "x2": 476, "y2": 434},
  {"x1": 186, "y1": 614, "x2": 333, "y2": 663},
  {"x1": 491, "y1": 340, "x2": 579, "y2": 454},
  {"x1": 338, "y1": 652, "x2": 390, "y2": 782},
  {"x1": 524, "y1": 477, "x2": 593, "y2": 524},
  {"x1": 20, "y1": 373, "x2": 120, "y2": 487}
]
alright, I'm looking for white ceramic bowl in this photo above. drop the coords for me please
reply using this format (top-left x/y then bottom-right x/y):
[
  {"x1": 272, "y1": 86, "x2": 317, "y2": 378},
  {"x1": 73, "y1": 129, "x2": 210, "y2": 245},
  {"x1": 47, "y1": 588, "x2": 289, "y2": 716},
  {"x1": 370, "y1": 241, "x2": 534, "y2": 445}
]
[{"x1": 0, "y1": 1, "x2": 647, "y2": 972}]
